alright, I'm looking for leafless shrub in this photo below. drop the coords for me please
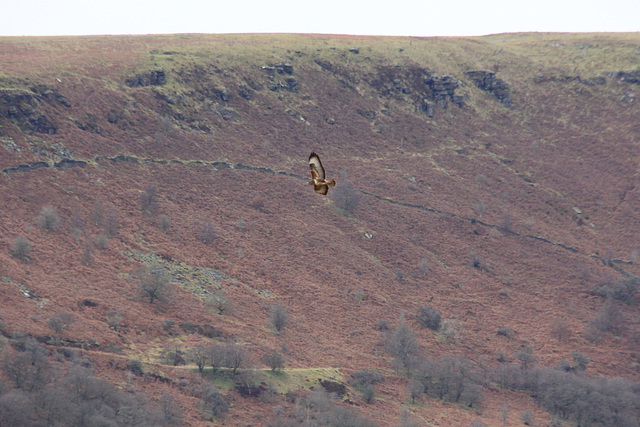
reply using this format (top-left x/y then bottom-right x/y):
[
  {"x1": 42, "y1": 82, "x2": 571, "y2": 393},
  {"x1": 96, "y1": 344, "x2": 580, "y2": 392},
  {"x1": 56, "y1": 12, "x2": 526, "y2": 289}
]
[
  {"x1": 262, "y1": 349, "x2": 285, "y2": 371},
  {"x1": 37, "y1": 206, "x2": 61, "y2": 232},
  {"x1": 474, "y1": 199, "x2": 486, "y2": 217},
  {"x1": 416, "y1": 306, "x2": 442, "y2": 331},
  {"x1": 440, "y1": 318, "x2": 462, "y2": 342},
  {"x1": 418, "y1": 258, "x2": 429, "y2": 276},
  {"x1": 70, "y1": 209, "x2": 84, "y2": 240},
  {"x1": 497, "y1": 327, "x2": 514, "y2": 339},
  {"x1": 160, "y1": 343, "x2": 186, "y2": 366},
  {"x1": 47, "y1": 312, "x2": 75, "y2": 334},
  {"x1": 550, "y1": 318, "x2": 572, "y2": 342},
  {"x1": 594, "y1": 276, "x2": 639, "y2": 304},
  {"x1": 10, "y1": 236, "x2": 32, "y2": 262},
  {"x1": 135, "y1": 265, "x2": 172, "y2": 304},
  {"x1": 205, "y1": 291, "x2": 234, "y2": 315},
  {"x1": 95, "y1": 233, "x2": 109, "y2": 249},
  {"x1": 514, "y1": 346, "x2": 538, "y2": 370},
  {"x1": 81, "y1": 239, "x2": 93, "y2": 266},
  {"x1": 158, "y1": 214, "x2": 171, "y2": 233},
  {"x1": 106, "y1": 310, "x2": 122, "y2": 331},
  {"x1": 140, "y1": 184, "x2": 159, "y2": 216},
  {"x1": 90, "y1": 198, "x2": 105, "y2": 226},
  {"x1": 268, "y1": 303, "x2": 289, "y2": 334},
  {"x1": 330, "y1": 178, "x2": 361, "y2": 216},
  {"x1": 385, "y1": 317, "x2": 421, "y2": 375},
  {"x1": 206, "y1": 344, "x2": 227, "y2": 372},
  {"x1": 224, "y1": 343, "x2": 248, "y2": 374},
  {"x1": 586, "y1": 301, "x2": 626, "y2": 340},
  {"x1": 102, "y1": 203, "x2": 119, "y2": 236},
  {"x1": 198, "y1": 219, "x2": 215, "y2": 245},
  {"x1": 188, "y1": 344, "x2": 208, "y2": 372},
  {"x1": 200, "y1": 386, "x2": 229, "y2": 420}
]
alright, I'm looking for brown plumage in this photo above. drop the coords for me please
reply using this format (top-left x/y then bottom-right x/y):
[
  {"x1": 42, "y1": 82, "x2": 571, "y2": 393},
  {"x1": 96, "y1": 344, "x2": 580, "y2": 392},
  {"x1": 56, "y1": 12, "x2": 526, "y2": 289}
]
[{"x1": 308, "y1": 152, "x2": 336, "y2": 195}]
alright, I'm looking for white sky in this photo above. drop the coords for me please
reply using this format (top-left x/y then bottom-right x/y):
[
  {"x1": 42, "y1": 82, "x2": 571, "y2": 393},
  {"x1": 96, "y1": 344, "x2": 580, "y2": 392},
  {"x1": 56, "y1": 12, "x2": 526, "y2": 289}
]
[{"x1": 1, "y1": 0, "x2": 639, "y2": 37}]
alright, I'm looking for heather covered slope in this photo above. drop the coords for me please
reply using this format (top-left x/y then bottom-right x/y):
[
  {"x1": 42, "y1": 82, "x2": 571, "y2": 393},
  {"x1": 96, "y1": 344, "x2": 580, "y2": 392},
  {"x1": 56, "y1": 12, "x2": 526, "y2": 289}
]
[{"x1": 1, "y1": 33, "x2": 639, "y2": 426}]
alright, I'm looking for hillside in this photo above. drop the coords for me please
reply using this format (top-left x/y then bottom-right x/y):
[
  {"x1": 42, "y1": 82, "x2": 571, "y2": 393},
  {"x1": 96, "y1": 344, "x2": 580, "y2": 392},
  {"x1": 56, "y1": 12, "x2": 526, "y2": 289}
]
[{"x1": 1, "y1": 32, "x2": 640, "y2": 426}]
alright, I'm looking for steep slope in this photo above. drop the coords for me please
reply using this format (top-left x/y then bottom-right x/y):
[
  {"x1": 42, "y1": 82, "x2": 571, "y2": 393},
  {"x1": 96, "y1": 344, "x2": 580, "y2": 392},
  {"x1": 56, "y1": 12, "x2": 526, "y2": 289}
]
[{"x1": 1, "y1": 33, "x2": 639, "y2": 426}]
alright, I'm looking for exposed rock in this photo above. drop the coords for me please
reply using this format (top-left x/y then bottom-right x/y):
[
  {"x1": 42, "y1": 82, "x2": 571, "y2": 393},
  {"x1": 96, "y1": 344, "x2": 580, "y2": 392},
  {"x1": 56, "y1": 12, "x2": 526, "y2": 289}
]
[
  {"x1": 125, "y1": 69, "x2": 167, "y2": 87},
  {"x1": 0, "y1": 89, "x2": 58, "y2": 134},
  {"x1": 238, "y1": 85, "x2": 252, "y2": 100},
  {"x1": 349, "y1": 48, "x2": 360, "y2": 54},
  {"x1": 466, "y1": 70, "x2": 512, "y2": 108},
  {"x1": 607, "y1": 69, "x2": 640, "y2": 84},
  {"x1": 74, "y1": 113, "x2": 101, "y2": 134},
  {"x1": 214, "y1": 88, "x2": 231, "y2": 102},
  {"x1": 3, "y1": 161, "x2": 50, "y2": 174},
  {"x1": 418, "y1": 99, "x2": 434, "y2": 117},
  {"x1": 212, "y1": 105, "x2": 241, "y2": 122},
  {"x1": 31, "y1": 85, "x2": 71, "y2": 107},
  {"x1": 107, "y1": 109, "x2": 119, "y2": 124},
  {"x1": 285, "y1": 77, "x2": 298, "y2": 93},
  {"x1": 274, "y1": 62, "x2": 294, "y2": 75},
  {"x1": 54, "y1": 158, "x2": 86, "y2": 169},
  {"x1": 425, "y1": 75, "x2": 461, "y2": 108}
]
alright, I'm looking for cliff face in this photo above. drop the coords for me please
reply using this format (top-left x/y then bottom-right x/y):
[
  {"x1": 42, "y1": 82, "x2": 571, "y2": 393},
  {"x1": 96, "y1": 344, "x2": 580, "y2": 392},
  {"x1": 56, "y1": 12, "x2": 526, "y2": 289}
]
[{"x1": 0, "y1": 33, "x2": 639, "y2": 426}]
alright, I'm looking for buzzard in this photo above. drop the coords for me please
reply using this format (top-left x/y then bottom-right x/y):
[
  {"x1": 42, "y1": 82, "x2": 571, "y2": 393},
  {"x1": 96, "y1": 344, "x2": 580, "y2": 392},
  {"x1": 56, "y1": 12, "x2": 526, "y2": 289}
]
[{"x1": 308, "y1": 152, "x2": 336, "y2": 195}]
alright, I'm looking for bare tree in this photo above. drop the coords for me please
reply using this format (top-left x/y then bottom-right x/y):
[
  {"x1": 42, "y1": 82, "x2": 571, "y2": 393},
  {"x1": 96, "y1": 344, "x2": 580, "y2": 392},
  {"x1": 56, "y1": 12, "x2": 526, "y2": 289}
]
[
  {"x1": 158, "y1": 214, "x2": 171, "y2": 233},
  {"x1": 385, "y1": 316, "x2": 421, "y2": 375},
  {"x1": 262, "y1": 349, "x2": 285, "y2": 371},
  {"x1": 10, "y1": 236, "x2": 32, "y2": 262},
  {"x1": 37, "y1": 206, "x2": 61, "y2": 232},
  {"x1": 47, "y1": 312, "x2": 75, "y2": 334},
  {"x1": 135, "y1": 265, "x2": 172, "y2": 304},
  {"x1": 140, "y1": 184, "x2": 159, "y2": 216},
  {"x1": 188, "y1": 344, "x2": 208, "y2": 373},
  {"x1": 268, "y1": 303, "x2": 289, "y2": 334},
  {"x1": 330, "y1": 176, "x2": 361, "y2": 215},
  {"x1": 198, "y1": 219, "x2": 215, "y2": 245}
]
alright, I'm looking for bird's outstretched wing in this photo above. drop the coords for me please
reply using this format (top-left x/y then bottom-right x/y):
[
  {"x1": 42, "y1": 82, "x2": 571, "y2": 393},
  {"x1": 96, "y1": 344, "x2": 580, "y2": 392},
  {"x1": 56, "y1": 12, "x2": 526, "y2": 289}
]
[{"x1": 309, "y1": 152, "x2": 326, "y2": 181}]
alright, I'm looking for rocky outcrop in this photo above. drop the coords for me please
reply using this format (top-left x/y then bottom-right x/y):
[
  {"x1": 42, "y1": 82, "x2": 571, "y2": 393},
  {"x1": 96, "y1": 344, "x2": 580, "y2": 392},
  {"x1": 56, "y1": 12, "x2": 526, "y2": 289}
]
[
  {"x1": 125, "y1": 69, "x2": 167, "y2": 87},
  {"x1": 366, "y1": 65, "x2": 464, "y2": 113},
  {"x1": 607, "y1": 69, "x2": 640, "y2": 84},
  {"x1": 424, "y1": 75, "x2": 464, "y2": 108},
  {"x1": 0, "y1": 88, "x2": 61, "y2": 134},
  {"x1": 466, "y1": 71, "x2": 512, "y2": 108},
  {"x1": 261, "y1": 62, "x2": 298, "y2": 93}
]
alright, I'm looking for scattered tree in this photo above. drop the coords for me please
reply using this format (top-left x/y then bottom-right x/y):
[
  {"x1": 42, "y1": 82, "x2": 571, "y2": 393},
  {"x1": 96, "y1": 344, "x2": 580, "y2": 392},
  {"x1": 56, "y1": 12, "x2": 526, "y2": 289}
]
[
  {"x1": 200, "y1": 386, "x2": 229, "y2": 420},
  {"x1": 198, "y1": 218, "x2": 215, "y2": 245},
  {"x1": 135, "y1": 265, "x2": 172, "y2": 304},
  {"x1": 416, "y1": 306, "x2": 441, "y2": 331},
  {"x1": 158, "y1": 214, "x2": 171, "y2": 233},
  {"x1": 46, "y1": 312, "x2": 75, "y2": 334},
  {"x1": 262, "y1": 348, "x2": 285, "y2": 371},
  {"x1": 385, "y1": 317, "x2": 421, "y2": 375},
  {"x1": 330, "y1": 177, "x2": 361, "y2": 215},
  {"x1": 188, "y1": 344, "x2": 208, "y2": 372},
  {"x1": 205, "y1": 291, "x2": 234, "y2": 315},
  {"x1": 140, "y1": 184, "x2": 159, "y2": 216},
  {"x1": 36, "y1": 206, "x2": 61, "y2": 232},
  {"x1": 268, "y1": 303, "x2": 289, "y2": 334},
  {"x1": 10, "y1": 236, "x2": 32, "y2": 262}
]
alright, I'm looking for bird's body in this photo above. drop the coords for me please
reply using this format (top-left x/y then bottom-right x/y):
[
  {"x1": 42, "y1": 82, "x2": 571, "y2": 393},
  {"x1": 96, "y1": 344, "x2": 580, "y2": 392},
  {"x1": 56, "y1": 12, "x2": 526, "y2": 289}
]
[{"x1": 308, "y1": 152, "x2": 336, "y2": 195}]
